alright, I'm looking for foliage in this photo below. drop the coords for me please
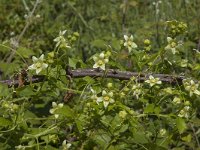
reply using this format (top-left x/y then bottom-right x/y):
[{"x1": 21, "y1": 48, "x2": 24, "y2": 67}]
[{"x1": 0, "y1": 0, "x2": 200, "y2": 150}]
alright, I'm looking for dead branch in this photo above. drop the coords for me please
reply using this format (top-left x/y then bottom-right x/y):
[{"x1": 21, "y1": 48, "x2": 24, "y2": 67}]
[{"x1": 0, "y1": 68, "x2": 185, "y2": 87}]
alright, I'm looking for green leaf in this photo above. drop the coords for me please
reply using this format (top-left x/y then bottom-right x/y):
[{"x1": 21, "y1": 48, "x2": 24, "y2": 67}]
[
  {"x1": 144, "y1": 104, "x2": 155, "y2": 113},
  {"x1": 93, "y1": 130, "x2": 111, "y2": 148},
  {"x1": 101, "y1": 115, "x2": 113, "y2": 127},
  {"x1": 181, "y1": 134, "x2": 191, "y2": 142},
  {"x1": 91, "y1": 39, "x2": 106, "y2": 49},
  {"x1": 82, "y1": 76, "x2": 95, "y2": 84},
  {"x1": 0, "y1": 117, "x2": 12, "y2": 127},
  {"x1": 68, "y1": 58, "x2": 78, "y2": 69},
  {"x1": 0, "y1": 83, "x2": 9, "y2": 97},
  {"x1": 132, "y1": 131, "x2": 148, "y2": 144},
  {"x1": 57, "y1": 105, "x2": 74, "y2": 118},
  {"x1": 17, "y1": 47, "x2": 35, "y2": 58},
  {"x1": 111, "y1": 39, "x2": 121, "y2": 50},
  {"x1": 176, "y1": 117, "x2": 187, "y2": 134},
  {"x1": 0, "y1": 62, "x2": 19, "y2": 75},
  {"x1": 18, "y1": 86, "x2": 35, "y2": 97}
]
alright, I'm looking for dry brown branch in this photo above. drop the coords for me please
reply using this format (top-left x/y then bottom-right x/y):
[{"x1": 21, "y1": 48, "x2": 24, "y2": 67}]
[{"x1": 0, "y1": 68, "x2": 185, "y2": 87}]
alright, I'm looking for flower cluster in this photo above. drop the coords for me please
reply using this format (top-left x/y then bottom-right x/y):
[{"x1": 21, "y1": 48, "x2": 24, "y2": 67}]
[
  {"x1": 54, "y1": 30, "x2": 71, "y2": 49},
  {"x1": 178, "y1": 106, "x2": 190, "y2": 119},
  {"x1": 145, "y1": 75, "x2": 162, "y2": 87},
  {"x1": 119, "y1": 110, "x2": 127, "y2": 119},
  {"x1": 124, "y1": 35, "x2": 137, "y2": 53},
  {"x1": 96, "y1": 90, "x2": 115, "y2": 108},
  {"x1": 28, "y1": 54, "x2": 48, "y2": 74},
  {"x1": 166, "y1": 20, "x2": 187, "y2": 37},
  {"x1": 183, "y1": 79, "x2": 200, "y2": 97},
  {"x1": 172, "y1": 97, "x2": 181, "y2": 104},
  {"x1": 159, "y1": 128, "x2": 167, "y2": 136},
  {"x1": 165, "y1": 37, "x2": 182, "y2": 54},
  {"x1": 93, "y1": 52, "x2": 109, "y2": 70},
  {"x1": 62, "y1": 140, "x2": 71, "y2": 150},
  {"x1": 90, "y1": 88, "x2": 98, "y2": 101},
  {"x1": 144, "y1": 39, "x2": 151, "y2": 51},
  {"x1": 132, "y1": 83, "x2": 142, "y2": 99},
  {"x1": 49, "y1": 102, "x2": 64, "y2": 119}
]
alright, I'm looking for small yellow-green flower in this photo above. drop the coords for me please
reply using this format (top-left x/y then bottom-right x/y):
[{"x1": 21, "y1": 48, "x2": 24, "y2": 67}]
[
  {"x1": 97, "y1": 90, "x2": 114, "y2": 108},
  {"x1": 183, "y1": 79, "x2": 200, "y2": 97},
  {"x1": 54, "y1": 30, "x2": 71, "y2": 49},
  {"x1": 172, "y1": 97, "x2": 181, "y2": 104},
  {"x1": 90, "y1": 88, "x2": 98, "y2": 101},
  {"x1": 159, "y1": 128, "x2": 166, "y2": 136},
  {"x1": 93, "y1": 52, "x2": 109, "y2": 70},
  {"x1": 49, "y1": 102, "x2": 64, "y2": 119},
  {"x1": 165, "y1": 37, "x2": 182, "y2": 54},
  {"x1": 119, "y1": 110, "x2": 127, "y2": 119},
  {"x1": 178, "y1": 106, "x2": 190, "y2": 118},
  {"x1": 145, "y1": 75, "x2": 162, "y2": 87},
  {"x1": 124, "y1": 35, "x2": 137, "y2": 53},
  {"x1": 28, "y1": 54, "x2": 48, "y2": 74},
  {"x1": 132, "y1": 83, "x2": 142, "y2": 99},
  {"x1": 62, "y1": 140, "x2": 71, "y2": 150}
]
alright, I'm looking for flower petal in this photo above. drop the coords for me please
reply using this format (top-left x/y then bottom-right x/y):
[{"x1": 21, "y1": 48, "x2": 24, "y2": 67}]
[
  {"x1": 100, "y1": 64, "x2": 105, "y2": 70},
  {"x1": 124, "y1": 35, "x2": 128, "y2": 41},
  {"x1": 32, "y1": 56, "x2": 38, "y2": 62},
  {"x1": 130, "y1": 35, "x2": 133, "y2": 40},
  {"x1": 52, "y1": 102, "x2": 57, "y2": 107},
  {"x1": 102, "y1": 90, "x2": 107, "y2": 95},
  {"x1": 104, "y1": 59, "x2": 109, "y2": 63},
  {"x1": 36, "y1": 68, "x2": 42, "y2": 74},
  {"x1": 97, "y1": 97, "x2": 103, "y2": 103},
  {"x1": 28, "y1": 64, "x2": 35, "y2": 70},
  {"x1": 99, "y1": 53, "x2": 104, "y2": 59},
  {"x1": 109, "y1": 98, "x2": 114, "y2": 103},
  {"x1": 42, "y1": 63, "x2": 48, "y2": 69},
  {"x1": 55, "y1": 114, "x2": 59, "y2": 119},
  {"x1": 93, "y1": 63, "x2": 99, "y2": 69},
  {"x1": 108, "y1": 92, "x2": 113, "y2": 97},
  {"x1": 103, "y1": 101, "x2": 109, "y2": 108},
  {"x1": 39, "y1": 54, "x2": 44, "y2": 61}
]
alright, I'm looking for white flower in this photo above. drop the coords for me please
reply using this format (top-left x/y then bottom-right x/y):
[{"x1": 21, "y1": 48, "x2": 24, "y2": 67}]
[
  {"x1": 90, "y1": 88, "x2": 98, "y2": 100},
  {"x1": 124, "y1": 35, "x2": 137, "y2": 53},
  {"x1": 178, "y1": 106, "x2": 190, "y2": 118},
  {"x1": 49, "y1": 102, "x2": 64, "y2": 119},
  {"x1": 183, "y1": 79, "x2": 200, "y2": 97},
  {"x1": 165, "y1": 37, "x2": 182, "y2": 54},
  {"x1": 28, "y1": 54, "x2": 48, "y2": 74},
  {"x1": 97, "y1": 90, "x2": 114, "y2": 108},
  {"x1": 62, "y1": 140, "x2": 72, "y2": 150},
  {"x1": 145, "y1": 75, "x2": 162, "y2": 87},
  {"x1": 119, "y1": 110, "x2": 127, "y2": 119},
  {"x1": 132, "y1": 83, "x2": 142, "y2": 99},
  {"x1": 54, "y1": 30, "x2": 71, "y2": 49},
  {"x1": 172, "y1": 97, "x2": 181, "y2": 104},
  {"x1": 159, "y1": 129, "x2": 166, "y2": 136},
  {"x1": 93, "y1": 52, "x2": 109, "y2": 70},
  {"x1": 54, "y1": 114, "x2": 59, "y2": 119}
]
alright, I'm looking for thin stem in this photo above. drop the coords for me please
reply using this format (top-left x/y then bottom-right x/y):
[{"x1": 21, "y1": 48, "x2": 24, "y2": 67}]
[{"x1": 6, "y1": 0, "x2": 40, "y2": 63}]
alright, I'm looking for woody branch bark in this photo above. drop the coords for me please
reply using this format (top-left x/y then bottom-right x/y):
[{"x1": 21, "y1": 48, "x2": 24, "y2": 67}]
[
  {"x1": 0, "y1": 69, "x2": 185, "y2": 87},
  {"x1": 67, "y1": 69, "x2": 184, "y2": 84}
]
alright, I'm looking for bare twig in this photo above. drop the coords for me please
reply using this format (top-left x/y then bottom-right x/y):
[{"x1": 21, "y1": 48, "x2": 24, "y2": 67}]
[
  {"x1": 0, "y1": 75, "x2": 45, "y2": 87},
  {"x1": 6, "y1": 0, "x2": 40, "y2": 63},
  {"x1": 0, "y1": 68, "x2": 186, "y2": 87},
  {"x1": 67, "y1": 69, "x2": 184, "y2": 84}
]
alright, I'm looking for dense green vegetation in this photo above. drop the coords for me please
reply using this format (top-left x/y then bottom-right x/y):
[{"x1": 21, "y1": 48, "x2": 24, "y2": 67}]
[{"x1": 0, "y1": 0, "x2": 200, "y2": 149}]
